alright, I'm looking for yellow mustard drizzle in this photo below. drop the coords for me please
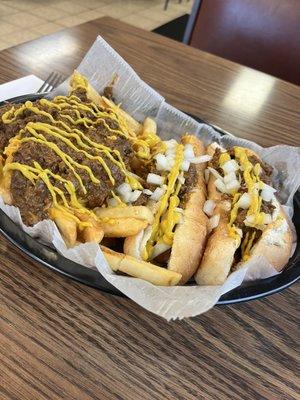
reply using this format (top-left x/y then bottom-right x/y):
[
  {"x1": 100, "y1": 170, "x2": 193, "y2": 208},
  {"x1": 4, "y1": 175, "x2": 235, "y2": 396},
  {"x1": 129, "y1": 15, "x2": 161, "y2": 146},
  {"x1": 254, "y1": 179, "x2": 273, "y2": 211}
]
[
  {"x1": 227, "y1": 147, "x2": 257, "y2": 238},
  {"x1": 228, "y1": 193, "x2": 241, "y2": 226},
  {"x1": 110, "y1": 190, "x2": 126, "y2": 206},
  {"x1": 241, "y1": 230, "x2": 257, "y2": 261},
  {"x1": 240, "y1": 232, "x2": 249, "y2": 256},
  {"x1": 219, "y1": 152, "x2": 230, "y2": 165},
  {"x1": 143, "y1": 144, "x2": 184, "y2": 261},
  {"x1": 159, "y1": 181, "x2": 182, "y2": 246},
  {"x1": 226, "y1": 147, "x2": 275, "y2": 259}
]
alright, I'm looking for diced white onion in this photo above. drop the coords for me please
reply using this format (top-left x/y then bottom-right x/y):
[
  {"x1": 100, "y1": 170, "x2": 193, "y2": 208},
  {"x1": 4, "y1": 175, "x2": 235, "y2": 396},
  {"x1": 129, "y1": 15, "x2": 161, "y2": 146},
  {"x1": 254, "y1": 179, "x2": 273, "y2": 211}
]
[
  {"x1": 116, "y1": 182, "x2": 131, "y2": 197},
  {"x1": 151, "y1": 243, "x2": 171, "y2": 260},
  {"x1": 150, "y1": 186, "x2": 166, "y2": 201},
  {"x1": 146, "y1": 173, "x2": 165, "y2": 186},
  {"x1": 224, "y1": 171, "x2": 236, "y2": 184},
  {"x1": 208, "y1": 214, "x2": 220, "y2": 232},
  {"x1": 181, "y1": 160, "x2": 190, "y2": 171},
  {"x1": 236, "y1": 228, "x2": 243, "y2": 237},
  {"x1": 140, "y1": 226, "x2": 153, "y2": 256},
  {"x1": 208, "y1": 167, "x2": 223, "y2": 181},
  {"x1": 203, "y1": 199, "x2": 216, "y2": 216},
  {"x1": 143, "y1": 189, "x2": 153, "y2": 196},
  {"x1": 155, "y1": 154, "x2": 170, "y2": 171},
  {"x1": 107, "y1": 198, "x2": 118, "y2": 207},
  {"x1": 129, "y1": 190, "x2": 142, "y2": 203},
  {"x1": 174, "y1": 207, "x2": 183, "y2": 213},
  {"x1": 215, "y1": 178, "x2": 227, "y2": 193},
  {"x1": 127, "y1": 171, "x2": 142, "y2": 181},
  {"x1": 263, "y1": 214, "x2": 273, "y2": 225},
  {"x1": 184, "y1": 144, "x2": 195, "y2": 160},
  {"x1": 189, "y1": 155, "x2": 212, "y2": 164},
  {"x1": 166, "y1": 149, "x2": 175, "y2": 159},
  {"x1": 226, "y1": 179, "x2": 240, "y2": 192},
  {"x1": 178, "y1": 214, "x2": 184, "y2": 225},
  {"x1": 237, "y1": 193, "x2": 251, "y2": 209},
  {"x1": 165, "y1": 139, "x2": 177, "y2": 149},
  {"x1": 166, "y1": 155, "x2": 175, "y2": 170},
  {"x1": 204, "y1": 168, "x2": 210, "y2": 183},
  {"x1": 178, "y1": 173, "x2": 185, "y2": 185},
  {"x1": 222, "y1": 159, "x2": 239, "y2": 174},
  {"x1": 122, "y1": 192, "x2": 133, "y2": 203},
  {"x1": 221, "y1": 201, "x2": 231, "y2": 212},
  {"x1": 245, "y1": 215, "x2": 255, "y2": 225},
  {"x1": 211, "y1": 142, "x2": 226, "y2": 152},
  {"x1": 261, "y1": 184, "x2": 276, "y2": 202},
  {"x1": 263, "y1": 183, "x2": 276, "y2": 192}
]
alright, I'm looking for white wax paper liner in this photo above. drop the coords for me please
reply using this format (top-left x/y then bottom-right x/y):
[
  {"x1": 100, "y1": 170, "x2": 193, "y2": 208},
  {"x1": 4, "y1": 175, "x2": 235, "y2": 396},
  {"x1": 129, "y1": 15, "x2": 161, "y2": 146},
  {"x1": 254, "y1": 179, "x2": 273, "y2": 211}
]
[{"x1": 2, "y1": 36, "x2": 300, "y2": 320}]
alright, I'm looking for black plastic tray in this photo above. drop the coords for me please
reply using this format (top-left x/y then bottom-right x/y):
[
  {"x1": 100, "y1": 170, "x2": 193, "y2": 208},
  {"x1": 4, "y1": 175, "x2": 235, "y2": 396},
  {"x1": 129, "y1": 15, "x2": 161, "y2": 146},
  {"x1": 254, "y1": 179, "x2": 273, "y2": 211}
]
[{"x1": 0, "y1": 94, "x2": 299, "y2": 304}]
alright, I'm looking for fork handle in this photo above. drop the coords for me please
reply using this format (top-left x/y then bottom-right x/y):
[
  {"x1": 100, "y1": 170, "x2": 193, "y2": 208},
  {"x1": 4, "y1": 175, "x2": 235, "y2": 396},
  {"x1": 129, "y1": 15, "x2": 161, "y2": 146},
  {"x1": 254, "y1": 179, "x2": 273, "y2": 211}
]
[{"x1": 2, "y1": 93, "x2": 48, "y2": 104}]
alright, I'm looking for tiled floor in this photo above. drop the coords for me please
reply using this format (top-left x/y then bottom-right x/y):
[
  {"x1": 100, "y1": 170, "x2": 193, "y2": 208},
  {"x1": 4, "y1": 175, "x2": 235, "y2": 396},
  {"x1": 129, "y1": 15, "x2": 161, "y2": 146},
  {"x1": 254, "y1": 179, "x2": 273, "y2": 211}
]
[{"x1": 0, "y1": 0, "x2": 192, "y2": 50}]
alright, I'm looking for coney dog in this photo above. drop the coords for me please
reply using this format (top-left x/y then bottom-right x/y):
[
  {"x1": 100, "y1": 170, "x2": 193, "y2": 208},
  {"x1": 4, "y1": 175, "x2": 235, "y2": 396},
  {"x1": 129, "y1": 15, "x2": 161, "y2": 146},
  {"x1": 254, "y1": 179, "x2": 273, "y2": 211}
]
[
  {"x1": 194, "y1": 143, "x2": 292, "y2": 285},
  {"x1": 124, "y1": 134, "x2": 209, "y2": 284}
]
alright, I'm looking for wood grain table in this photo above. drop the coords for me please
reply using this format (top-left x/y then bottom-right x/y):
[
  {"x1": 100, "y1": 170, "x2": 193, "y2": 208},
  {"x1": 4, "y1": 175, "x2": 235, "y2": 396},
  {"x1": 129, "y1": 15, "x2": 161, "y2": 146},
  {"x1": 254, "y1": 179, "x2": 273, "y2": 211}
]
[{"x1": 0, "y1": 17, "x2": 299, "y2": 400}]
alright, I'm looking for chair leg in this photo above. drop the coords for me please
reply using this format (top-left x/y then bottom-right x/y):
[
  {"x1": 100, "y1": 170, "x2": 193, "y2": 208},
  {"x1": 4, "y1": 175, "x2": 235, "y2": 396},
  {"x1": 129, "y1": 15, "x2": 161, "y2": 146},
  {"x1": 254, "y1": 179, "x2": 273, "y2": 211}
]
[{"x1": 164, "y1": 0, "x2": 170, "y2": 10}]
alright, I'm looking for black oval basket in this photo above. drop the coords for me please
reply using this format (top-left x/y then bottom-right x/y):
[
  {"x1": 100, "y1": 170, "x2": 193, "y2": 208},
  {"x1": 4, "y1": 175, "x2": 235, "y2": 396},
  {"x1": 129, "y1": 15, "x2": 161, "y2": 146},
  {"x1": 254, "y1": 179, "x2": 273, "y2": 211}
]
[{"x1": 0, "y1": 94, "x2": 298, "y2": 304}]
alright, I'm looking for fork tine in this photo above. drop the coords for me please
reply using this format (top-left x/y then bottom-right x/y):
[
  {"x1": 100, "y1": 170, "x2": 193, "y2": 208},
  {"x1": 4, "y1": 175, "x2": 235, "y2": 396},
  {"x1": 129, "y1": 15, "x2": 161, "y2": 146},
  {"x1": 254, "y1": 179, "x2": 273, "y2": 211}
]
[
  {"x1": 47, "y1": 72, "x2": 63, "y2": 92},
  {"x1": 44, "y1": 72, "x2": 59, "y2": 92},
  {"x1": 37, "y1": 72, "x2": 55, "y2": 94}
]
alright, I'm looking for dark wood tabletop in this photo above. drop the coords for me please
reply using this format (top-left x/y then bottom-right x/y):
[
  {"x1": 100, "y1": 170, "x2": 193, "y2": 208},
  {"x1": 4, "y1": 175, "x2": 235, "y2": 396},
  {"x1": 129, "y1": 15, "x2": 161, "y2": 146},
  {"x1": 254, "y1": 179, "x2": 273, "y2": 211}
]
[{"x1": 0, "y1": 17, "x2": 299, "y2": 400}]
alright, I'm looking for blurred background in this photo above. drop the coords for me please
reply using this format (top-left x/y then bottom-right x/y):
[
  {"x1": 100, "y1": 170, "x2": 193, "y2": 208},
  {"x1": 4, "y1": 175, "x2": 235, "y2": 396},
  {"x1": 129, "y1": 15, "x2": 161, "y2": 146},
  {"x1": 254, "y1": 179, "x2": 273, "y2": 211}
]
[
  {"x1": 0, "y1": 0, "x2": 299, "y2": 85},
  {"x1": 0, "y1": 0, "x2": 192, "y2": 50}
]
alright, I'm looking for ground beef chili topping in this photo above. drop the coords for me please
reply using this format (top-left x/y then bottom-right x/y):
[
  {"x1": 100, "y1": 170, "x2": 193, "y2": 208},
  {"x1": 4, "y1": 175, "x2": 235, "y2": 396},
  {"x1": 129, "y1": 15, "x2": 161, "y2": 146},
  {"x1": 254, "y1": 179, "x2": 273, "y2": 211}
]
[
  {"x1": 248, "y1": 154, "x2": 273, "y2": 184},
  {"x1": 209, "y1": 147, "x2": 223, "y2": 174},
  {"x1": 260, "y1": 200, "x2": 275, "y2": 214},
  {"x1": 1, "y1": 91, "x2": 141, "y2": 226},
  {"x1": 179, "y1": 163, "x2": 198, "y2": 208}
]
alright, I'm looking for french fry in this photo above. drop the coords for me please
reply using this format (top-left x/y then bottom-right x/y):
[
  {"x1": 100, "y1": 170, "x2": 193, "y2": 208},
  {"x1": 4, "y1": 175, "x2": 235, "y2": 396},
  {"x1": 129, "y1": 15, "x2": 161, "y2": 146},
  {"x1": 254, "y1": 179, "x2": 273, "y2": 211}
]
[
  {"x1": 70, "y1": 71, "x2": 104, "y2": 107},
  {"x1": 0, "y1": 136, "x2": 21, "y2": 204},
  {"x1": 82, "y1": 225, "x2": 104, "y2": 243},
  {"x1": 101, "y1": 246, "x2": 182, "y2": 286},
  {"x1": 0, "y1": 172, "x2": 12, "y2": 204},
  {"x1": 101, "y1": 217, "x2": 148, "y2": 237},
  {"x1": 75, "y1": 211, "x2": 104, "y2": 243},
  {"x1": 70, "y1": 71, "x2": 141, "y2": 135},
  {"x1": 142, "y1": 117, "x2": 157, "y2": 135},
  {"x1": 101, "y1": 96, "x2": 142, "y2": 136},
  {"x1": 94, "y1": 205, "x2": 154, "y2": 224},
  {"x1": 49, "y1": 207, "x2": 77, "y2": 247}
]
